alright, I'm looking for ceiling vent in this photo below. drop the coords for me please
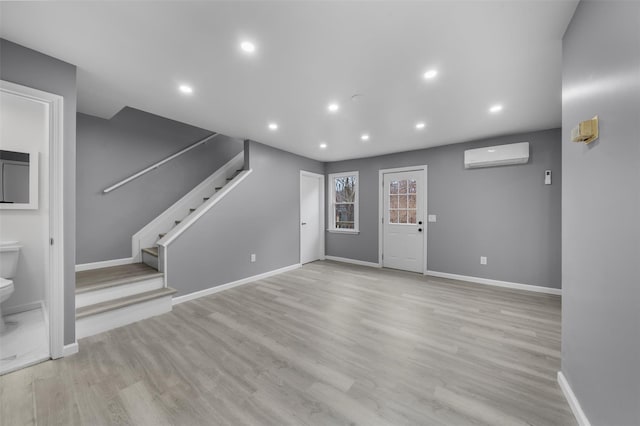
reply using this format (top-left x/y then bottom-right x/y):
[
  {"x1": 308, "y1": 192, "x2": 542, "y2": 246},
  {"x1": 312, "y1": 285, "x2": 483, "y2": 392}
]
[{"x1": 464, "y1": 142, "x2": 529, "y2": 169}]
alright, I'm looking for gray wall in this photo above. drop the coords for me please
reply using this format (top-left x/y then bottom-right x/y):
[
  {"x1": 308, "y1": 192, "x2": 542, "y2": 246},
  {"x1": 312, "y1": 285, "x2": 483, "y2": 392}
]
[
  {"x1": 76, "y1": 108, "x2": 243, "y2": 264},
  {"x1": 561, "y1": 1, "x2": 640, "y2": 425},
  {"x1": 166, "y1": 141, "x2": 323, "y2": 296},
  {"x1": 0, "y1": 38, "x2": 77, "y2": 345},
  {"x1": 326, "y1": 128, "x2": 561, "y2": 289}
]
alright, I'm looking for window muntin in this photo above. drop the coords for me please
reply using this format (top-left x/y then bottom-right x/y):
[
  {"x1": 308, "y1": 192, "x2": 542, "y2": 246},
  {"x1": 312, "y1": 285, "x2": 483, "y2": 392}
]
[{"x1": 388, "y1": 178, "x2": 417, "y2": 224}]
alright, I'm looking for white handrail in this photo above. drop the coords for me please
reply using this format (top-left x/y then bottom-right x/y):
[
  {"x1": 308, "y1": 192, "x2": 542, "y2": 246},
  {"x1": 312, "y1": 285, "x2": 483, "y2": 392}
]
[{"x1": 103, "y1": 133, "x2": 220, "y2": 193}]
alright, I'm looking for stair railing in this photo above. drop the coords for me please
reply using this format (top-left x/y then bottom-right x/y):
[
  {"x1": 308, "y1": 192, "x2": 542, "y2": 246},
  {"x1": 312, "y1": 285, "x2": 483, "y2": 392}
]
[{"x1": 103, "y1": 133, "x2": 219, "y2": 193}]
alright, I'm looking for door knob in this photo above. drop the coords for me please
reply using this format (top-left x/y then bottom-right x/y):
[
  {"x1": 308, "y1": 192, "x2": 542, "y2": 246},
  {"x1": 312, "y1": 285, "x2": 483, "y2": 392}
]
[
  {"x1": 301, "y1": 222, "x2": 307, "y2": 225},
  {"x1": 418, "y1": 228, "x2": 423, "y2": 232}
]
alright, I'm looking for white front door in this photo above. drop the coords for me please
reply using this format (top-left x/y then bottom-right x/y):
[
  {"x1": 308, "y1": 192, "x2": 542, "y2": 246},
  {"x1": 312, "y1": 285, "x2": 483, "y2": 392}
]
[
  {"x1": 382, "y1": 170, "x2": 425, "y2": 273},
  {"x1": 300, "y1": 172, "x2": 324, "y2": 264}
]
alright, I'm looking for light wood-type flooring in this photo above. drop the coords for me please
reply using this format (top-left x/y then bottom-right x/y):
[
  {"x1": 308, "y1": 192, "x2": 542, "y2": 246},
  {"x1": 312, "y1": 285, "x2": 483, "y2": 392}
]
[{"x1": 0, "y1": 261, "x2": 576, "y2": 425}]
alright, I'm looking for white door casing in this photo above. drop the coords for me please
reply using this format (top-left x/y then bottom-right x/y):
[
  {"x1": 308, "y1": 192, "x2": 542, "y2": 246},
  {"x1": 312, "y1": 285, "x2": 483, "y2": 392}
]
[
  {"x1": 0, "y1": 80, "x2": 65, "y2": 358},
  {"x1": 380, "y1": 167, "x2": 427, "y2": 273},
  {"x1": 300, "y1": 171, "x2": 325, "y2": 264}
]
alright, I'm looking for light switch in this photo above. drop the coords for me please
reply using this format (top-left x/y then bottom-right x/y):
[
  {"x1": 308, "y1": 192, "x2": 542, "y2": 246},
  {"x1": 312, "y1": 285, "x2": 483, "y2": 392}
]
[{"x1": 428, "y1": 215, "x2": 437, "y2": 223}]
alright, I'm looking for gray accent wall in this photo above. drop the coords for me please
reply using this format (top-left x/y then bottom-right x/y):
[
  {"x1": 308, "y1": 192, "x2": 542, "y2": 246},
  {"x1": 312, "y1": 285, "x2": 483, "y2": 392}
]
[
  {"x1": 326, "y1": 129, "x2": 561, "y2": 289},
  {"x1": 166, "y1": 141, "x2": 323, "y2": 296},
  {"x1": 562, "y1": 1, "x2": 640, "y2": 425},
  {"x1": 0, "y1": 38, "x2": 77, "y2": 345},
  {"x1": 76, "y1": 108, "x2": 243, "y2": 264}
]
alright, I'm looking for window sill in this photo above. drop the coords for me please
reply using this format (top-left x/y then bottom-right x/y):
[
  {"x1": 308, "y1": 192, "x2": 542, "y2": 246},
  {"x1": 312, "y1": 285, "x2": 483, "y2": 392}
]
[{"x1": 327, "y1": 229, "x2": 360, "y2": 235}]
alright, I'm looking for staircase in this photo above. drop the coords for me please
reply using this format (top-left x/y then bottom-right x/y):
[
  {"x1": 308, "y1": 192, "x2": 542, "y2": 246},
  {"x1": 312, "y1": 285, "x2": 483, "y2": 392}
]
[
  {"x1": 75, "y1": 153, "x2": 249, "y2": 340},
  {"x1": 139, "y1": 167, "x2": 244, "y2": 270},
  {"x1": 75, "y1": 263, "x2": 175, "y2": 339}
]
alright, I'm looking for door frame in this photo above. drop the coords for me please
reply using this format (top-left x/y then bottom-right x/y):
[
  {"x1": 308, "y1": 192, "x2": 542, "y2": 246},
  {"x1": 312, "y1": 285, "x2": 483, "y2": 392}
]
[
  {"x1": 299, "y1": 170, "x2": 325, "y2": 263},
  {"x1": 1, "y1": 80, "x2": 65, "y2": 359},
  {"x1": 378, "y1": 165, "x2": 428, "y2": 274}
]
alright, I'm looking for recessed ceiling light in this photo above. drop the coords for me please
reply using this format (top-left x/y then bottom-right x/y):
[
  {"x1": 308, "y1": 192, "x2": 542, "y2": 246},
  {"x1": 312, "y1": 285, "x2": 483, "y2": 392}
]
[
  {"x1": 328, "y1": 103, "x2": 339, "y2": 113},
  {"x1": 415, "y1": 122, "x2": 426, "y2": 129},
  {"x1": 489, "y1": 104, "x2": 503, "y2": 113},
  {"x1": 361, "y1": 134, "x2": 370, "y2": 141},
  {"x1": 487, "y1": 149, "x2": 496, "y2": 153},
  {"x1": 179, "y1": 84, "x2": 193, "y2": 94},
  {"x1": 240, "y1": 41, "x2": 256, "y2": 53},
  {"x1": 268, "y1": 122, "x2": 278, "y2": 130},
  {"x1": 319, "y1": 143, "x2": 327, "y2": 149},
  {"x1": 423, "y1": 69, "x2": 438, "y2": 80}
]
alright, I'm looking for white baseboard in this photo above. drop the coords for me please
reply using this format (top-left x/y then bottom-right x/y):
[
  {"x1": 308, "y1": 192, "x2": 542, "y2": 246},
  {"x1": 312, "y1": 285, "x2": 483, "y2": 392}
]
[
  {"x1": 63, "y1": 342, "x2": 79, "y2": 357},
  {"x1": 2, "y1": 300, "x2": 43, "y2": 316},
  {"x1": 558, "y1": 371, "x2": 591, "y2": 426},
  {"x1": 173, "y1": 263, "x2": 301, "y2": 305},
  {"x1": 76, "y1": 257, "x2": 135, "y2": 272},
  {"x1": 324, "y1": 255, "x2": 381, "y2": 268},
  {"x1": 426, "y1": 270, "x2": 561, "y2": 295}
]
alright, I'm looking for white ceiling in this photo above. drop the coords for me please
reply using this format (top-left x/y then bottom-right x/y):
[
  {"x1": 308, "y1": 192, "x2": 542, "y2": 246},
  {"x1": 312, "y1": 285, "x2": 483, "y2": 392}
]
[{"x1": 0, "y1": 1, "x2": 578, "y2": 161}]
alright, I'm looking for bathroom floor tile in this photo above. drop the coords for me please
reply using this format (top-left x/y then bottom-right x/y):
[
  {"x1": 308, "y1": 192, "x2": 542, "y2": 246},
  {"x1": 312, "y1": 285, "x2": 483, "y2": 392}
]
[{"x1": 0, "y1": 308, "x2": 48, "y2": 375}]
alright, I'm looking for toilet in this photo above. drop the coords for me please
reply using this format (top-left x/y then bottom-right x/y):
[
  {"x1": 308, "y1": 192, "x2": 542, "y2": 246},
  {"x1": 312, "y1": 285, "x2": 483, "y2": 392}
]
[{"x1": 0, "y1": 241, "x2": 21, "y2": 333}]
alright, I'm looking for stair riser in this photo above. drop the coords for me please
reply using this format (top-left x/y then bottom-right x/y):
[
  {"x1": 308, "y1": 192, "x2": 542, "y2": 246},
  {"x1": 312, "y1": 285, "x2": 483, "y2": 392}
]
[
  {"x1": 76, "y1": 276, "x2": 164, "y2": 309},
  {"x1": 76, "y1": 295, "x2": 173, "y2": 339},
  {"x1": 142, "y1": 251, "x2": 159, "y2": 270}
]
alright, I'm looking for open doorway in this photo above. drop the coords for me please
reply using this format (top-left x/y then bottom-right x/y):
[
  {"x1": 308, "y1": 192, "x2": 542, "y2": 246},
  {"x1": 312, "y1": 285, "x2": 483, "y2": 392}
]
[{"x1": 0, "y1": 80, "x2": 64, "y2": 374}]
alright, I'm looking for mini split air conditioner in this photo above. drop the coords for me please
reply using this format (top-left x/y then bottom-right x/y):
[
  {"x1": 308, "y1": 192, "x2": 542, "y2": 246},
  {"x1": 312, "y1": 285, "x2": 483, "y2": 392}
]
[{"x1": 464, "y1": 142, "x2": 529, "y2": 169}]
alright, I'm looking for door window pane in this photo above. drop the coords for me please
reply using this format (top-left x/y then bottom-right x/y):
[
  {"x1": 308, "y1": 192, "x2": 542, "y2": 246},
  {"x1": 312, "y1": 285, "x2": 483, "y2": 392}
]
[
  {"x1": 390, "y1": 181, "x2": 399, "y2": 194},
  {"x1": 408, "y1": 179, "x2": 417, "y2": 193},
  {"x1": 408, "y1": 195, "x2": 416, "y2": 209},
  {"x1": 408, "y1": 209, "x2": 417, "y2": 224},
  {"x1": 399, "y1": 195, "x2": 407, "y2": 208},
  {"x1": 389, "y1": 210, "x2": 399, "y2": 224},
  {"x1": 398, "y1": 210, "x2": 408, "y2": 224},
  {"x1": 398, "y1": 179, "x2": 407, "y2": 194},
  {"x1": 390, "y1": 195, "x2": 399, "y2": 209}
]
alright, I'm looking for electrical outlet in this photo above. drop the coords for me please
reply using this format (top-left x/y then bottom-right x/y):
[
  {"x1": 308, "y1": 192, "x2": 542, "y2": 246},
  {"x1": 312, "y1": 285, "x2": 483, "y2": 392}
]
[
  {"x1": 250, "y1": 253, "x2": 256, "y2": 263},
  {"x1": 480, "y1": 256, "x2": 487, "y2": 265}
]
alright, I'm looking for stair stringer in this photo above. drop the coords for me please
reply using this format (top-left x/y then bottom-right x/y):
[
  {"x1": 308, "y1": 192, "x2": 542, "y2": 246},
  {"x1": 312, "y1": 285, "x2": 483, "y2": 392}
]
[{"x1": 131, "y1": 151, "x2": 244, "y2": 263}]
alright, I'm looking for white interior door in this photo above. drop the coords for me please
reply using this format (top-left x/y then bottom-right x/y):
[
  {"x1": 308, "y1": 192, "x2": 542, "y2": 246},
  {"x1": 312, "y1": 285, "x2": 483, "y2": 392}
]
[
  {"x1": 300, "y1": 172, "x2": 324, "y2": 264},
  {"x1": 382, "y1": 170, "x2": 425, "y2": 273}
]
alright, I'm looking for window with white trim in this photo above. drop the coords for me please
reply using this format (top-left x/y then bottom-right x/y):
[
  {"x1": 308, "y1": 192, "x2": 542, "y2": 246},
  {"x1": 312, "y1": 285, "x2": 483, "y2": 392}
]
[{"x1": 328, "y1": 171, "x2": 359, "y2": 232}]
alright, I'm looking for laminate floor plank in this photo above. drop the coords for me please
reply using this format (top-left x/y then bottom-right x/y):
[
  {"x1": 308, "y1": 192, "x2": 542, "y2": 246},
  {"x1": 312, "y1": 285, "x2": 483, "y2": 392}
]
[{"x1": 1, "y1": 260, "x2": 575, "y2": 425}]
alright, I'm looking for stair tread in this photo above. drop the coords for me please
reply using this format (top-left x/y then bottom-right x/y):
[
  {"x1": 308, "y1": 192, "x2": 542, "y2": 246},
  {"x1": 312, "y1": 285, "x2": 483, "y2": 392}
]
[
  {"x1": 76, "y1": 263, "x2": 163, "y2": 294},
  {"x1": 76, "y1": 287, "x2": 176, "y2": 319},
  {"x1": 142, "y1": 247, "x2": 159, "y2": 257}
]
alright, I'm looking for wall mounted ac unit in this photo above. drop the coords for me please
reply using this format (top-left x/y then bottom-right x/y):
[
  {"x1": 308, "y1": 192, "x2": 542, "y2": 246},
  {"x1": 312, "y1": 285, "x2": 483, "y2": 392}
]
[{"x1": 464, "y1": 142, "x2": 529, "y2": 169}]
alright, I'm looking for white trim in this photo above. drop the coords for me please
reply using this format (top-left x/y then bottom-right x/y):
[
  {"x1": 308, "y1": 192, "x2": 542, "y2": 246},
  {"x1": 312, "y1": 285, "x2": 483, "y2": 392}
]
[
  {"x1": 300, "y1": 170, "x2": 325, "y2": 264},
  {"x1": 426, "y1": 270, "x2": 562, "y2": 295},
  {"x1": 132, "y1": 152, "x2": 244, "y2": 262},
  {"x1": 172, "y1": 264, "x2": 301, "y2": 305},
  {"x1": 0, "y1": 149, "x2": 39, "y2": 209},
  {"x1": 558, "y1": 371, "x2": 591, "y2": 426},
  {"x1": 1, "y1": 300, "x2": 43, "y2": 316},
  {"x1": 327, "y1": 170, "x2": 359, "y2": 233},
  {"x1": 160, "y1": 169, "x2": 252, "y2": 248},
  {"x1": 1, "y1": 80, "x2": 65, "y2": 360},
  {"x1": 378, "y1": 165, "x2": 428, "y2": 274},
  {"x1": 324, "y1": 255, "x2": 381, "y2": 268},
  {"x1": 75, "y1": 257, "x2": 135, "y2": 272},
  {"x1": 63, "y1": 342, "x2": 79, "y2": 357}
]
